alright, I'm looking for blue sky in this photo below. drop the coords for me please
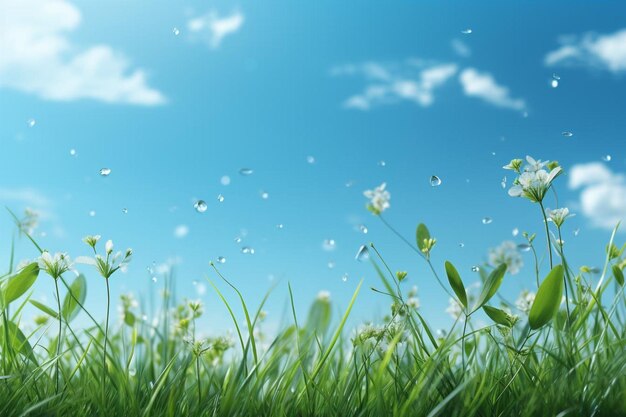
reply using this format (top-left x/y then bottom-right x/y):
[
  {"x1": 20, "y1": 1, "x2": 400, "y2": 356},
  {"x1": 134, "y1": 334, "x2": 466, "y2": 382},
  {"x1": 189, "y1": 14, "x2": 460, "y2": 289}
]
[{"x1": 1, "y1": 0, "x2": 626, "y2": 333}]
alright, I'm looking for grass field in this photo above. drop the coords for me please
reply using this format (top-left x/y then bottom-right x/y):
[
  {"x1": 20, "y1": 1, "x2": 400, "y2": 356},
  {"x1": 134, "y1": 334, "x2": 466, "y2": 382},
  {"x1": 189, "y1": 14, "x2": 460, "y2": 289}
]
[{"x1": 1, "y1": 157, "x2": 625, "y2": 416}]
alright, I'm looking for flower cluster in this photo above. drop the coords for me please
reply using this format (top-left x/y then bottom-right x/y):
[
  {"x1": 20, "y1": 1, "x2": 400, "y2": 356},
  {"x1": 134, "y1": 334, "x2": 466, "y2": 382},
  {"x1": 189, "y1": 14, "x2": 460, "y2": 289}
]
[
  {"x1": 364, "y1": 183, "x2": 391, "y2": 215},
  {"x1": 515, "y1": 290, "x2": 536, "y2": 314},
  {"x1": 38, "y1": 251, "x2": 74, "y2": 280},
  {"x1": 546, "y1": 207, "x2": 575, "y2": 228},
  {"x1": 504, "y1": 156, "x2": 562, "y2": 203},
  {"x1": 76, "y1": 236, "x2": 132, "y2": 279},
  {"x1": 488, "y1": 241, "x2": 523, "y2": 275}
]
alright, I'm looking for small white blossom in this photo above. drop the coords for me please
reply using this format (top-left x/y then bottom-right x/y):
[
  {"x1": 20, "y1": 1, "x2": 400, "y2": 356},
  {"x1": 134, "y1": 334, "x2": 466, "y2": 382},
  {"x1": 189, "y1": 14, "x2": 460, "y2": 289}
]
[
  {"x1": 546, "y1": 207, "x2": 575, "y2": 228},
  {"x1": 38, "y1": 251, "x2": 73, "y2": 279},
  {"x1": 488, "y1": 241, "x2": 523, "y2": 275},
  {"x1": 515, "y1": 290, "x2": 536, "y2": 314},
  {"x1": 446, "y1": 297, "x2": 464, "y2": 319},
  {"x1": 105, "y1": 240, "x2": 114, "y2": 255},
  {"x1": 317, "y1": 290, "x2": 331, "y2": 302},
  {"x1": 364, "y1": 183, "x2": 391, "y2": 215},
  {"x1": 507, "y1": 156, "x2": 561, "y2": 203}
]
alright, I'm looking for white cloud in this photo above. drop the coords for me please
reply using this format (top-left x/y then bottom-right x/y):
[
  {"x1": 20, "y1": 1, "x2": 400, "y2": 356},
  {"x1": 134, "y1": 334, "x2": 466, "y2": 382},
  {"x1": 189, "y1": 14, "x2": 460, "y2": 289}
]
[
  {"x1": 569, "y1": 163, "x2": 626, "y2": 230},
  {"x1": 0, "y1": 0, "x2": 165, "y2": 105},
  {"x1": 0, "y1": 187, "x2": 50, "y2": 208},
  {"x1": 545, "y1": 29, "x2": 626, "y2": 73},
  {"x1": 332, "y1": 61, "x2": 458, "y2": 110},
  {"x1": 187, "y1": 10, "x2": 244, "y2": 49},
  {"x1": 174, "y1": 224, "x2": 189, "y2": 238},
  {"x1": 459, "y1": 68, "x2": 526, "y2": 111}
]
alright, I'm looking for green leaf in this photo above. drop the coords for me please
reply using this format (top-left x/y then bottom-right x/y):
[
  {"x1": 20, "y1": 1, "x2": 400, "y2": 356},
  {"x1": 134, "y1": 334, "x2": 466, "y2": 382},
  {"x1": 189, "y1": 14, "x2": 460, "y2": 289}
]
[
  {"x1": 29, "y1": 300, "x2": 59, "y2": 319},
  {"x1": 0, "y1": 320, "x2": 36, "y2": 363},
  {"x1": 2, "y1": 263, "x2": 39, "y2": 306},
  {"x1": 483, "y1": 305, "x2": 514, "y2": 327},
  {"x1": 62, "y1": 274, "x2": 87, "y2": 322},
  {"x1": 529, "y1": 265, "x2": 564, "y2": 330},
  {"x1": 305, "y1": 298, "x2": 331, "y2": 336},
  {"x1": 472, "y1": 264, "x2": 507, "y2": 312},
  {"x1": 416, "y1": 223, "x2": 430, "y2": 253},
  {"x1": 444, "y1": 261, "x2": 467, "y2": 309},
  {"x1": 612, "y1": 265, "x2": 624, "y2": 286}
]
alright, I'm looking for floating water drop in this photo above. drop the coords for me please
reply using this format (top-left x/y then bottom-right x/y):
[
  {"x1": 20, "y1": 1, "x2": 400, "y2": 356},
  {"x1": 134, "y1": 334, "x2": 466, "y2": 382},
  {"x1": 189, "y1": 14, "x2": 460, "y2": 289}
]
[
  {"x1": 172, "y1": 27, "x2": 180, "y2": 36},
  {"x1": 461, "y1": 28, "x2": 472, "y2": 34},
  {"x1": 306, "y1": 155, "x2": 315, "y2": 164},
  {"x1": 517, "y1": 243, "x2": 532, "y2": 252},
  {"x1": 345, "y1": 180, "x2": 354, "y2": 188},
  {"x1": 239, "y1": 168, "x2": 254, "y2": 176},
  {"x1": 378, "y1": 160, "x2": 386, "y2": 167},
  {"x1": 151, "y1": 276, "x2": 157, "y2": 283},
  {"x1": 501, "y1": 176, "x2": 507, "y2": 189},
  {"x1": 355, "y1": 245, "x2": 369, "y2": 262},
  {"x1": 69, "y1": 149, "x2": 77, "y2": 156},
  {"x1": 89, "y1": 210, "x2": 96, "y2": 217},
  {"x1": 562, "y1": 131, "x2": 573, "y2": 137},
  {"x1": 194, "y1": 200, "x2": 207, "y2": 213},
  {"x1": 551, "y1": 79, "x2": 559, "y2": 88},
  {"x1": 221, "y1": 175, "x2": 231, "y2": 185},
  {"x1": 430, "y1": 175, "x2": 442, "y2": 187},
  {"x1": 217, "y1": 194, "x2": 224, "y2": 202},
  {"x1": 276, "y1": 223, "x2": 284, "y2": 229},
  {"x1": 512, "y1": 228, "x2": 519, "y2": 237},
  {"x1": 322, "y1": 239, "x2": 336, "y2": 251},
  {"x1": 471, "y1": 266, "x2": 480, "y2": 272},
  {"x1": 602, "y1": 155, "x2": 612, "y2": 162},
  {"x1": 27, "y1": 118, "x2": 36, "y2": 128},
  {"x1": 552, "y1": 73, "x2": 561, "y2": 80},
  {"x1": 574, "y1": 228, "x2": 580, "y2": 237},
  {"x1": 122, "y1": 208, "x2": 128, "y2": 214},
  {"x1": 260, "y1": 191, "x2": 269, "y2": 200},
  {"x1": 341, "y1": 273, "x2": 349, "y2": 282},
  {"x1": 99, "y1": 168, "x2": 111, "y2": 177},
  {"x1": 141, "y1": 314, "x2": 148, "y2": 321},
  {"x1": 359, "y1": 224, "x2": 368, "y2": 234},
  {"x1": 217, "y1": 256, "x2": 226, "y2": 264},
  {"x1": 241, "y1": 246, "x2": 255, "y2": 255},
  {"x1": 129, "y1": 368, "x2": 137, "y2": 377},
  {"x1": 327, "y1": 260, "x2": 335, "y2": 269},
  {"x1": 482, "y1": 217, "x2": 492, "y2": 225},
  {"x1": 234, "y1": 236, "x2": 242, "y2": 243},
  {"x1": 459, "y1": 242, "x2": 465, "y2": 248}
]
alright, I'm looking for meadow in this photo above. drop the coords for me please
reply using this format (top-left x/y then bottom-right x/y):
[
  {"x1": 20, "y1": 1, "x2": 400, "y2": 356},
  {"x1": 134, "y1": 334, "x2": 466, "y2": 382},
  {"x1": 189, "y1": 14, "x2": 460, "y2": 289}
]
[{"x1": 1, "y1": 156, "x2": 625, "y2": 417}]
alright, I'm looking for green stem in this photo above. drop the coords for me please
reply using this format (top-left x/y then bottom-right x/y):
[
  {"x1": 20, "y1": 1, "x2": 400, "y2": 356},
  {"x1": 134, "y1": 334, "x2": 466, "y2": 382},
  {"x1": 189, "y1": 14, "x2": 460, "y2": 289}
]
[
  {"x1": 54, "y1": 278, "x2": 62, "y2": 394},
  {"x1": 539, "y1": 202, "x2": 553, "y2": 269},
  {"x1": 103, "y1": 278, "x2": 111, "y2": 403},
  {"x1": 461, "y1": 315, "x2": 468, "y2": 378},
  {"x1": 196, "y1": 355, "x2": 202, "y2": 404}
]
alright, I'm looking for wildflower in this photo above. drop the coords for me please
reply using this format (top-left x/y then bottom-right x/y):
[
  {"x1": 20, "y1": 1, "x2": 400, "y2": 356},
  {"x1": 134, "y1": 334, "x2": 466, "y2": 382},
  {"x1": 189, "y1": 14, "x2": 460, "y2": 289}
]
[
  {"x1": 18, "y1": 208, "x2": 39, "y2": 235},
  {"x1": 82, "y1": 235, "x2": 101, "y2": 250},
  {"x1": 188, "y1": 299, "x2": 204, "y2": 318},
  {"x1": 317, "y1": 290, "x2": 331, "y2": 302},
  {"x1": 38, "y1": 251, "x2": 73, "y2": 279},
  {"x1": 364, "y1": 182, "x2": 391, "y2": 215},
  {"x1": 446, "y1": 297, "x2": 464, "y2": 319},
  {"x1": 503, "y1": 158, "x2": 523, "y2": 173},
  {"x1": 407, "y1": 296, "x2": 420, "y2": 309},
  {"x1": 546, "y1": 207, "x2": 575, "y2": 227},
  {"x1": 77, "y1": 237, "x2": 132, "y2": 279},
  {"x1": 488, "y1": 241, "x2": 523, "y2": 275},
  {"x1": 396, "y1": 271, "x2": 408, "y2": 282},
  {"x1": 506, "y1": 156, "x2": 561, "y2": 203},
  {"x1": 515, "y1": 290, "x2": 536, "y2": 314}
]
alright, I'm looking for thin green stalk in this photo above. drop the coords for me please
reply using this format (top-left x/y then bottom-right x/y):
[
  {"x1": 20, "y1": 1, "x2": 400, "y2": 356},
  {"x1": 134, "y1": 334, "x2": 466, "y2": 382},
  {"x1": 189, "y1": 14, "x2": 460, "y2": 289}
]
[
  {"x1": 102, "y1": 277, "x2": 111, "y2": 403},
  {"x1": 538, "y1": 201, "x2": 553, "y2": 269},
  {"x1": 53, "y1": 278, "x2": 62, "y2": 394},
  {"x1": 195, "y1": 355, "x2": 202, "y2": 404}
]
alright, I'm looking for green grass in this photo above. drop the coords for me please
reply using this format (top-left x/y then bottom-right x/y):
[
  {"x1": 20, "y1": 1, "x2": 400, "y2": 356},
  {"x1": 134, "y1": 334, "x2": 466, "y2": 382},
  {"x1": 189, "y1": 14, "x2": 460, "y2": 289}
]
[{"x1": 1, "y1": 160, "x2": 626, "y2": 416}]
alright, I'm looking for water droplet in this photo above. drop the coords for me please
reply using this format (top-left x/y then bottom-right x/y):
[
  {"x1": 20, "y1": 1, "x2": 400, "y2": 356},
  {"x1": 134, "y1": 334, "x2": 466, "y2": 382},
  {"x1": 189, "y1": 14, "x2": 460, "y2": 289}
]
[
  {"x1": 234, "y1": 236, "x2": 242, "y2": 243},
  {"x1": 430, "y1": 175, "x2": 442, "y2": 187},
  {"x1": 306, "y1": 155, "x2": 315, "y2": 164},
  {"x1": 355, "y1": 245, "x2": 369, "y2": 262},
  {"x1": 562, "y1": 131, "x2": 573, "y2": 137},
  {"x1": 322, "y1": 239, "x2": 336, "y2": 251},
  {"x1": 341, "y1": 273, "x2": 348, "y2": 282},
  {"x1": 602, "y1": 155, "x2": 612, "y2": 162},
  {"x1": 482, "y1": 217, "x2": 492, "y2": 225},
  {"x1": 552, "y1": 73, "x2": 561, "y2": 80},
  {"x1": 491, "y1": 151, "x2": 496, "y2": 156},
  {"x1": 551, "y1": 79, "x2": 559, "y2": 88},
  {"x1": 122, "y1": 208, "x2": 128, "y2": 214},
  {"x1": 461, "y1": 28, "x2": 472, "y2": 34},
  {"x1": 69, "y1": 149, "x2": 77, "y2": 156},
  {"x1": 151, "y1": 276, "x2": 157, "y2": 283},
  {"x1": 27, "y1": 118, "x2": 36, "y2": 127},
  {"x1": 129, "y1": 368, "x2": 137, "y2": 377},
  {"x1": 378, "y1": 160, "x2": 386, "y2": 167},
  {"x1": 471, "y1": 266, "x2": 480, "y2": 272},
  {"x1": 239, "y1": 168, "x2": 254, "y2": 176},
  {"x1": 241, "y1": 246, "x2": 255, "y2": 255},
  {"x1": 327, "y1": 260, "x2": 335, "y2": 269},
  {"x1": 501, "y1": 176, "x2": 507, "y2": 189},
  {"x1": 260, "y1": 191, "x2": 269, "y2": 200},
  {"x1": 149, "y1": 381, "x2": 155, "y2": 389},
  {"x1": 459, "y1": 242, "x2": 465, "y2": 248},
  {"x1": 512, "y1": 228, "x2": 519, "y2": 237},
  {"x1": 517, "y1": 243, "x2": 531, "y2": 252},
  {"x1": 141, "y1": 314, "x2": 148, "y2": 321},
  {"x1": 276, "y1": 223, "x2": 284, "y2": 229},
  {"x1": 217, "y1": 256, "x2": 226, "y2": 264},
  {"x1": 221, "y1": 175, "x2": 231, "y2": 186},
  {"x1": 194, "y1": 200, "x2": 207, "y2": 213},
  {"x1": 89, "y1": 210, "x2": 96, "y2": 217},
  {"x1": 217, "y1": 194, "x2": 224, "y2": 202},
  {"x1": 172, "y1": 27, "x2": 180, "y2": 36},
  {"x1": 99, "y1": 168, "x2": 111, "y2": 177},
  {"x1": 359, "y1": 224, "x2": 368, "y2": 234},
  {"x1": 345, "y1": 180, "x2": 354, "y2": 188}
]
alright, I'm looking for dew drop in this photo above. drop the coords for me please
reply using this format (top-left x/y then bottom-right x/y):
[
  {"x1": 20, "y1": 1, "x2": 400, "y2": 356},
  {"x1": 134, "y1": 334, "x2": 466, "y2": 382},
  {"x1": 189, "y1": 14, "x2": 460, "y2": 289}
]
[
  {"x1": 99, "y1": 168, "x2": 111, "y2": 177},
  {"x1": 239, "y1": 168, "x2": 254, "y2": 176},
  {"x1": 122, "y1": 208, "x2": 128, "y2": 214},
  {"x1": 355, "y1": 245, "x2": 369, "y2": 262},
  {"x1": 574, "y1": 228, "x2": 580, "y2": 237},
  {"x1": 552, "y1": 73, "x2": 561, "y2": 80},
  {"x1": 194, "y1": 200, "x2": 207, "y2": 213},
  {"x1": 512, "y1": 228, "x2": 519, "y2": 237},
  {"x1": 234, "y1": 236, "x2": 242, "y2": 243},
  {"x1": 306, "y1": 155, "x2": 315, "y2": 164},
  {"x1": 89, "y1": 210, "x2": 96, "y2": 217},
  {"x1": 430, "y1": 175, "x2": 442, "y2": 187},
  {"x1": 217, "y1": 194, "x2": 224, "y2": 203},
  {"x1": 129, "y1": 368, "x2": 137, "y2": 377},
  {"x1": 602, "y1": 155, "x2": 612, "y2": 162},
  {"x1": 27, "y1": 118, "x2": 36, "y2": 128},
  {"x1": 345, "y1": 180, "x2": 355, "y2": 188},
  {"x1": 461, "y1": 28, "x2": 472, "y2": 34},
  {"x1": 359, "y1": 224, "x2": 368, "y2": 234},
  {"x1": 221, "y1": 175, "x2": 231, "y2": 186},
  {"x1": 482, "y1": 217, "x2": 492, "y2": 225},
  {"x1": 69, "y1": 149, "x2": 77, "y2": 156},
  {"x1": 562, "y1": 131, "x2": 573, "y2": 137},
  {"x1": 217, "y1": 256, "x2": 226, "y2": 264},
  {"x1": 341, "y1": 273, "x2": 349, "y2": 282},
  {"x1": 551, "y1": 79, "x2": 559, "y2": 88},
  {"x1": 459, "y1": 242, "x2": 465, "y2": 248},
  {"x1": 471, "y1": 266, "x2": 480, "y2": 272},
  {"x1": 322, "y1": 239, "x2": 336, "y2": 251},
  {"x1": 517, "y1": 243, "x2": 532, "y2": 252},
  {"x1": 501, "y1": 176, "x2": 507, "y2": 189},
  {"x1": 276, "y1": 223, "x2": 284, "y2": 229},
  {"x1": 241, "y1": 247, "x2": 255, "y2": 255},
  {"x1": 378, "y1": 160, "x2": 386, "y2": 167},
  {"x1": 172, "y1": 27, "x2": 180, "y2": 36},
  {"x1": 260, "y1": 191, "x2": 269, "y2": 200},
  {"x1": 151, "y1": 276, "x2": 157, "y2": 283},
  {"x1": 327, "y1": 260, "x2": 335, "y2": 269}
]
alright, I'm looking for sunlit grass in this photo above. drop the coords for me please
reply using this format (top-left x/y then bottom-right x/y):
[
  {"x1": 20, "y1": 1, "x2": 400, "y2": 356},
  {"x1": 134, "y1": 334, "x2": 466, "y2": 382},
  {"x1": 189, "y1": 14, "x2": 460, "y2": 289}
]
[{"x1": 1, "y1": 156, "x2": 625, "y2": 416}]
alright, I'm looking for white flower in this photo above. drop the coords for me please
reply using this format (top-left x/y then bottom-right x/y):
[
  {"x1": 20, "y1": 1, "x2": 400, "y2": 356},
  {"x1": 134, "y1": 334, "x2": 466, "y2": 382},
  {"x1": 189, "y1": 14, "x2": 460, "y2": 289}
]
[
  {"x1": 364, "y1": 183, "x2": 391, "y2": 215},
  {"x1": 524, "y1": 156, "x2": 549, "y2": 173},
  {"x1": 503, "y1": 159, "x2": 523, "y2": 172},
  {"x1": 76, "y1": 238, "x2": 132, "y2": 279},
  {"x1": 446, "y1": 297, "x2": 464, "y2": 319},
  {"x1": 488, "y1": 241, "x2": 523, "y2": 275},
  {"x1": 546, "y1": 207, "x2": 575, "y2": 227},
  {"x1": 407, "y1": 296, "x2": 420, "y2": 309},
  {"x1": 38, "y1": 251, "x2": 73, "y2": 279},
  {"x1": 317, "y1": 290, "x2": 331, "y2": 302},
  {"x1": 105, "y1": 240, "x2": 114, "y2": 255},
  {"x1": 515, "y1": 290, "x2": 536, "y2": 314},
  {"x1": 82, "y1": 235, "x2": 101, "y2": 249},
  {"x1": 508, "y1": 165, "x2": 561, "y2": 203}
]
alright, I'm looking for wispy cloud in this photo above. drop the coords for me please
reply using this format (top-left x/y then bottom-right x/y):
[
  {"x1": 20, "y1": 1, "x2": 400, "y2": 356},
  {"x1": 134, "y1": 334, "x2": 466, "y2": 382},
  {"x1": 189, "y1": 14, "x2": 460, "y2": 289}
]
[
  {"x1": 451, "y1": 39, "x2": 471, "y2": 58},
  {"x1": 0, "y1": 0, "x2": 165, "y2": 105},
  {"x1": 0, "y1": 187, "x2": 51, "y2": 208},
  {"x1": 459, "y1": 68, "x2": 526, "y2": 111},
  {"x1": 545, "y1": 29, "x2": 626, "y2": 73},
  {"x1": 569, "y1": 163, "x2": 626, "y2": 230},
  {"x1": 331, "y1": 61, "x2": 458, "y2": 110},
  {"x1": 187, "y1": 10, "x2": 244, "y2": 49}
]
